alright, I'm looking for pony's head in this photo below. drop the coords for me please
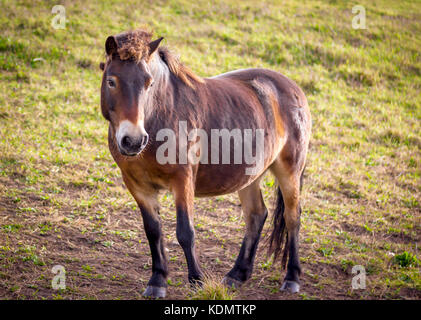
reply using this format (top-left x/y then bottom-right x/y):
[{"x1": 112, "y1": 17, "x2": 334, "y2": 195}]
[
  {"x1": 100, "y1": 29, "x2": 204, "y2": 156},
  {"x1": 99, "y1": 30, "x2": 163, "y2": 156}
]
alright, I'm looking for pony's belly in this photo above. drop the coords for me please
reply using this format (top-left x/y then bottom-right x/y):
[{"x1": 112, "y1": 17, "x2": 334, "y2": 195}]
[{"x1": 194, "y1": 164, "x2": 260, "y2": 197}]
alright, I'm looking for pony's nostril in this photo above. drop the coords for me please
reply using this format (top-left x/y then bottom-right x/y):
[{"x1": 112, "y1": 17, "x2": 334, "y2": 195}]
[
  {"x1": 121, "y1": 134, "x2": 147, "y2": 154},
  {"x1": 122, "y1": 135, "x2": 132, "y2": 148}
]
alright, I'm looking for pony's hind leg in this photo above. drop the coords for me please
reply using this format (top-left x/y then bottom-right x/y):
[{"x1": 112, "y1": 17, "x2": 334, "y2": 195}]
[
  {"x1": 223, "y1": 179, "x2": 268, "y2": 288},
  {"x1": 269, "y1": 158, "x2": 304, "y2": 294}
]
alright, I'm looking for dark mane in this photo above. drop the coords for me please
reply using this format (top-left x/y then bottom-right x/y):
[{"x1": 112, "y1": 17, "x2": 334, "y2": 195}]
[{"x1": 109, "y1": 29, "x2": 204, "y2": 88}]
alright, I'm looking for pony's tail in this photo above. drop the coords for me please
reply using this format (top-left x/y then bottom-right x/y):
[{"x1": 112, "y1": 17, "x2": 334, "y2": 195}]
[
  {"x1": 267, "y1": 167, "x2": 305, "y2": 267},
  {"x1": 267, "y1": 186, "x2": 288, "y2": 268}
]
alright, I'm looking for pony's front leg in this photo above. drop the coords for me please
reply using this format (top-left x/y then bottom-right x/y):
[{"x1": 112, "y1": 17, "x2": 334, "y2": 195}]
[
  {"x1": 139, "y1": 202, "x2": 169, "y2": 298},
  {"x1": 172, "y1": 173, "x2": 204, "y2": 284},
  {"x1": 123, "y1": 176, "x2": 168, "y2": 298}
]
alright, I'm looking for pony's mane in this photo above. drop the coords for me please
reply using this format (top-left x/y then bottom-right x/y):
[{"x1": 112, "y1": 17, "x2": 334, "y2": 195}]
[{"x1": 110, "y1": 29, "x2": 204, "y2": 88}]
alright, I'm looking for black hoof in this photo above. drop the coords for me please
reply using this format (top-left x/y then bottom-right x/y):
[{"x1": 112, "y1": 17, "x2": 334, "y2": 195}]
[
  {"x1": 222, "y1": 276, "x2": 243, "y2": 289},
  {"x1": 143, "y1": 286, "x2": 166, "y2": 299},
  {"x1": 280, "y1": 280, "x2": 300, "y2": 293}
]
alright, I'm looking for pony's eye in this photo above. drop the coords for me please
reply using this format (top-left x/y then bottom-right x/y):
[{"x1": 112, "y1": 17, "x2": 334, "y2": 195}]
[{"x1": 107, "y1": 78, "x2": 116, "y2": 88}]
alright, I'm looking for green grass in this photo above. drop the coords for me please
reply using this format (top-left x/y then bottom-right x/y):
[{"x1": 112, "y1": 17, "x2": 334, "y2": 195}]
[
  {"x1": 0, "y1": 0, "x2": 420, "y2": 300},
  {"x1": 395, "y1": 252, "x2": 419, "y2": 268}
]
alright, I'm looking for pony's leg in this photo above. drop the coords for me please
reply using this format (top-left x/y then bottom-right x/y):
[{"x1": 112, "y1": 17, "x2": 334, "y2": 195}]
[
  {"x1": 270, "y1": 159, "x2": 303, "y2": 293},
  {"x1": 123, "y1": 176, "x2": 168, "y2": 298},
  {"x1": 223, "y1": 179, "x2": 268, "y2": 288},
  {"x1": 139, "y1": 201, "x2": 169, "y2": 298},
  {"x1": 172, "y1": 175, "x2": 204, "y2": 284}
]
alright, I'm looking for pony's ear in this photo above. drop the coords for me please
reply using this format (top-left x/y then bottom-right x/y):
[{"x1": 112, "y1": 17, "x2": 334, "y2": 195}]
[
  {"x1": 99, "y1": 62, "x2": 105, "y2": 71},
  {"x1": 148, "y1": 37, "x2": 164, "y2": 56},
  {"x1": 105, "y1": 36, "x2": 118, "y2": 55}
]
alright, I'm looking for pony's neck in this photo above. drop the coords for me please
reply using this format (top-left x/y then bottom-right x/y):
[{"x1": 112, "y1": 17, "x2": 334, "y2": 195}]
[{"x1": 144, "y1": 52, "x2": 204, "y2": 133}]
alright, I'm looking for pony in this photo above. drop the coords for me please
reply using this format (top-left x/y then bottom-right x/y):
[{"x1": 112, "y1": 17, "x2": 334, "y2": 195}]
[{"x1": 99, "y1": 29, "x2": 311, "y2": 298}]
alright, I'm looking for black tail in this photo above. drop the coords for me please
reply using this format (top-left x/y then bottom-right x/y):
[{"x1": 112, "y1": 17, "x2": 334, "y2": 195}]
[
  {"x1": 268, "y1": 186, "x2": 288, "y2": 268},
  {"x1": 268, "y1": 167, "x2": 305, "y2": 268}
]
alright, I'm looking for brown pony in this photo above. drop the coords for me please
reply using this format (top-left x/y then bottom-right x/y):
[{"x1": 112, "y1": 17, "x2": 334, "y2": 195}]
[{"x1": 99, "y1": 29, "x2": 311, "y2": 298}]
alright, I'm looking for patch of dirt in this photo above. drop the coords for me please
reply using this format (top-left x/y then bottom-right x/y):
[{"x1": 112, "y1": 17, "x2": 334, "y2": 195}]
[{"x1": 0, "y1": 187, "x2": 419, "y2": 300}]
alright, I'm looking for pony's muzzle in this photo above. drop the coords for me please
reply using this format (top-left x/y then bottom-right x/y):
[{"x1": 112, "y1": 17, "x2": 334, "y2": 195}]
[{"x1": 119, "y1": 133, "x2": 149, "y2": 156}]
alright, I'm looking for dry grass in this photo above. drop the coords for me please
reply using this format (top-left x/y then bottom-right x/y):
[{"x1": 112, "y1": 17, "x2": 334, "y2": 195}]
[{"x1": 189, "y1": 273, "x2": 236, "y2": 300}]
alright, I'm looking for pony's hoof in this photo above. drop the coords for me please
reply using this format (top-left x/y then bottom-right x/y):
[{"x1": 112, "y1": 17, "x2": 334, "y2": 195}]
[
  {"x1": 222, "y1": 276, "x2": 243, "y2": 289},
  {"x1": 280, "y1": 280, "x2": 300, "y2": 293},
  {"x1": 143, "y1": 286, "x2": 166, "y2": 299}
]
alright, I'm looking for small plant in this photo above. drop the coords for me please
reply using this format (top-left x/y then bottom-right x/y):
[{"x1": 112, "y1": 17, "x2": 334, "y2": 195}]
[
  {"x1": 38, "y1": 222, "x2": 52, "y2": 235},
  {"x1": 260, "y1": 259, "x2": 273, "y2": 270},
  {"x1": 22, "y1": 253, "x2": 45, "y2": 266},
  {"x1": 394, "y1": 252, "x2": 419, "y2": 268},
  {"x1": 167, "y1": 279, "x2": 183, "y2": 287},
  {"x1": 2, "y1": 224, "x2": 22, "y2": 233},
  {"x1": 363, "y1": 224, "x2": 373, "y2": 233},
  {"x1": 82, "y1": 264, "x2": 93, "y2": 272},
  {"x1": 340, "y1": 259, "x2": 354, "y2": 272},
  {"x1": 317, "y1": 247, "x2": 334, "y2": 257},
  {"x1": 102, "y1": 240, "x2": 114, "y2": 248},
  {"x1": 188, "y1": 274, "x2": 236, "y2": 300}
]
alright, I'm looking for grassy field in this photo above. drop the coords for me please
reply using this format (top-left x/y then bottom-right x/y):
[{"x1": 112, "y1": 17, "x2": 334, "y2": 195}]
[{"x1": 0, "y1": 0, "x2": 420, "y2": 300}]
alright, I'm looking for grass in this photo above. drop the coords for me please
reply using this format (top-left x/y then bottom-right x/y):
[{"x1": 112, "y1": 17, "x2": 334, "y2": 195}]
[
  {"x1": 0, "y1": 0, "x2": 420, "y2": 299},
  {"x1": 394, "y1": 252, "x2": 419, "y2": 268},
  {"x1": 189, "y1": 274, "x2": 236, "y2": 300}
]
